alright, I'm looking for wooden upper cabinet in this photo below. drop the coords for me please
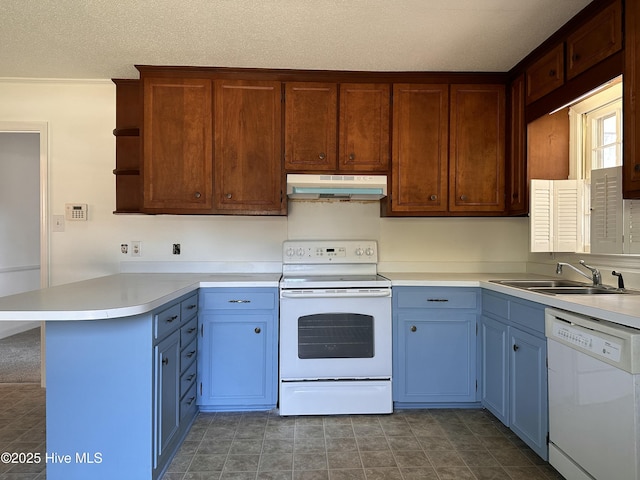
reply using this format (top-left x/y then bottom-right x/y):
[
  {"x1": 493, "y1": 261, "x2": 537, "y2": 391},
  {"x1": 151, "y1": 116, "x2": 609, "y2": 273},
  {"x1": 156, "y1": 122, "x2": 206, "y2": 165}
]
[
  {"x1": 508, "y1": 74, "x2": 527, "y2": 215},
  {"x1": 339, "y1": 83, "x2": 390, "y2": 172},
  {"x1": 284, "y1": 83, "x2": 337, "y2": 171},
  {"x1": 213, "y1": 80, "x2": 285, "y2": 214},
  {"x1": 624, "y1": 0, "x2": 640, "y2": 199},
  {"x1": 449, "y1": 84, "x2": 506, "y2": 213},
  {"x1": 142, "y1": 77, "x2": 213, "y2": 212},
  {"x1": 390, "y1": 84, "x2": 449, "y2": 213},
  {"x1": 566, "y1": 0, "x2": 622, "y2": 80},
  {"x1": 525, "y1": 44, "x2": 564, "y2": 105}
]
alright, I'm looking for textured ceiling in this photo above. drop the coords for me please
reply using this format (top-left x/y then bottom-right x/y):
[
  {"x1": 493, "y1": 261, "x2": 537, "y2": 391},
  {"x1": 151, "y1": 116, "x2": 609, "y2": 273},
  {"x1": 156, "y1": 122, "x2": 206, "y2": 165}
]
[{"x1": 1, "y1": 0, "x2": 593, "y2": 79}]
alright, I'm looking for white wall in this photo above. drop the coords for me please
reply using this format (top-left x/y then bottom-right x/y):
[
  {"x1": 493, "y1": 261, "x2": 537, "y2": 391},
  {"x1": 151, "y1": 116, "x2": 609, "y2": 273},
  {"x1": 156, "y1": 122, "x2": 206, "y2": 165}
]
[
  {"x1": 0, "y1": 79, "x2": 531, "y2": 291},
  {"x1": 0, "y1": 132, "x2": 41, "y2": 337}
]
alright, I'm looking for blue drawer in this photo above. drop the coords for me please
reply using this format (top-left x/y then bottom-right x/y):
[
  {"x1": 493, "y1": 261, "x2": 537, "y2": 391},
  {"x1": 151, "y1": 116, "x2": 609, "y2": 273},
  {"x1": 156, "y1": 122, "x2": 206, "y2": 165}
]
[
  {"x1": 181, "y1": 293, "x2": 198, "y2": 322},
  {"x1": 201, "y1": 290, "x2": 276, "y2": 310},
  {"x1": 154, "y1": 303, "x2": 181, "y2": 340},
  {"x1": 396, "y1": 288, "x2": 479, "y2": 309},
  {"x1": 180, "y1": 317, "x2": 198, "y2": 347}
]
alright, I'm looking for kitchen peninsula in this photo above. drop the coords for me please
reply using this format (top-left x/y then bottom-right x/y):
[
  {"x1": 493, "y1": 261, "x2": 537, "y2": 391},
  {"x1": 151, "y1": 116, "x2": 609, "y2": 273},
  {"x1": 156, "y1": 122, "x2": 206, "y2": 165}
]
[{"x1": 1, "y1": 272, "x2": 640, "y2": 479}]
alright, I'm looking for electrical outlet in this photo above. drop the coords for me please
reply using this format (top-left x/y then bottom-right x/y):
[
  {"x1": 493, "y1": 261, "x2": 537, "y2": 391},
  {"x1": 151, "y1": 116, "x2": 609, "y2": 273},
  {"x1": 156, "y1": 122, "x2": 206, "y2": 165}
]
[
  {"x1": 121, "y1": 244, "x2": 128, "y2": 254},
  {"x1": 173, "y1": 244, "x2": 181, "y2": 255},
  {"x1": 132, "y1": 241, "x2": 141, "y2": 257}
]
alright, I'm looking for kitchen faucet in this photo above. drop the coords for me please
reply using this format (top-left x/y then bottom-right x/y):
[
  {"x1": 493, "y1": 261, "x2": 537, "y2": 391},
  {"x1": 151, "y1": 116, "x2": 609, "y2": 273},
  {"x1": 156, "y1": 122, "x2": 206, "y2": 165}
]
[{"x1": 556, "y1": 260, "x2": 602, "y2": 286}]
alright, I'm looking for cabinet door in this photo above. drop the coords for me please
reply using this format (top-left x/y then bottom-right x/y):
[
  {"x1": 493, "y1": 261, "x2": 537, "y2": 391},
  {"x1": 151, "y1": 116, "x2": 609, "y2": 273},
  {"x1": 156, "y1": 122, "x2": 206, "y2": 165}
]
[
  {"x1": 198, "y1": 314, "x2": 275, "y2": 408},
  {"x1": 566, "y1": 0, "x2": 622, "y2": 80},
  {"x1": 143, "y1": 77, "x2": 213, "y2": 212},
  {"x1": 154, "y1": 330, "x2": 181, "y2": 469},
  {"x1": 339, "y1": 83, "x2": 390, "y2": 172},
  {"x1": 284, "y1": 82, "x2": 337, "y2": 171},
  {"x1": 510, "y1": 327, "x2": 548, "y2": 460},
  {"x1": 624, "y1": 0, "x2": 640, "y2": 199},
  {"x1": 390, "y1": 84, "x2": 449, "y2": 213},
  {"x1": 214, "y1": 80, "x2": 285, "y2": 214},
  {"x1": 395, "y1": 313, "x2": 476, "y2": 404},
  {"x1": 507, "y1": 74, "x2": 527, "y2": 215},
  {"x1": 525, "y1": 44, "x2": 564, "y2": 105},
  {"x1": 480, "y1": 316, "x2": 509, "y2": 425},
  {"x1": 449, "y1": 84, "x2": 506, "y2": 213}
]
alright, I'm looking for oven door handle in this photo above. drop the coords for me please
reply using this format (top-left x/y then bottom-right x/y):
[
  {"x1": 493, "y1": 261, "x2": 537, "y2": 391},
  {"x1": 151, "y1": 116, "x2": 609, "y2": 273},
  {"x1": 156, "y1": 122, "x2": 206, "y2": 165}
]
[{"x1": 280, "y1": 290, "x2": 391, "y2": 299}]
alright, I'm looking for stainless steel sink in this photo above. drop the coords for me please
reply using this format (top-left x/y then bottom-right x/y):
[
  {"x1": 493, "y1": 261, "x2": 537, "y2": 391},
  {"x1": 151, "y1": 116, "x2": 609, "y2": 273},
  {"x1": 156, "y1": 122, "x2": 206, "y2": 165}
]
[
  {"x1": 490, "y1": 279, "x2": 639, "y2": 295},
  {"x1": 491, "y1": 279, "x2": 588, "y2": 288}
]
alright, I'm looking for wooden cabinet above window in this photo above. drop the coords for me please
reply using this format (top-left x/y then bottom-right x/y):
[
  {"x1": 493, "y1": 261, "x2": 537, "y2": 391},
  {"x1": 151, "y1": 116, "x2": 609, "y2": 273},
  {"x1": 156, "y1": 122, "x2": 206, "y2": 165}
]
[{"x1": 525, "y1": 44, "x2": 564, "y2": 105}]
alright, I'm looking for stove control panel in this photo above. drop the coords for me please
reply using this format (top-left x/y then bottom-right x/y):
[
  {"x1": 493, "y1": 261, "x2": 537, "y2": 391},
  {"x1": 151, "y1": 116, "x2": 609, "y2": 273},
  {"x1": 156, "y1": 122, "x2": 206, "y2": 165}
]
[{"x1": 283, "y1": 240, "x2": 378, "y2": 264}]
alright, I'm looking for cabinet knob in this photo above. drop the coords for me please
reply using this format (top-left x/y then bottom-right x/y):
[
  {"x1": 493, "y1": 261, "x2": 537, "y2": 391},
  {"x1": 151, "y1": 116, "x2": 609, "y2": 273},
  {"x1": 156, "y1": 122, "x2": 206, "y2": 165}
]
[
  {"x1": 513, "y1": 344, "x2": 519, "y2": 352},
  {"x1": 635, "y1": 164, "x2": 640, "y2": 172},
  {"x1": 226, "y1": 193, "x2": 232, "y2": 199},
  {"x1": 460, "y1": 195, "x2": 467, "y2": 201},
  {"x1": 254, "y1": 327, "x2": 261, "y2": 334},
  {"x1": 319, "y1": 153, "x2": 326, "y2": 160},
  {"x1": 572, "y1": 53, "x2": 581, "y2": 62},
  {"x1": 549, "y1": 69, "x2": 556, "y2": 77},
  {"x1": 430, "y1": 194, "x2": 437, "y2": 201},
  {"x1": 410, "y1": 325, "x2": 417, "y2": 332},
  {"x1": 186, "y1": 350, "x2": 196, "y2": 358},
  {"x1": 512, "y1": 192, "x2": 519, "y2": 199},
  {"x1": 194, "y1": 191, "x2": 201, "y2": 199},
  {"x1": 167, "y1": 315, "x2": 178, "y2": 323},
  {"x1": 162, "y1": 357, "x2": 169, "y2": 366},
  {"x1": 349, "y1": 153, "x2": 355, "y2": 161}
]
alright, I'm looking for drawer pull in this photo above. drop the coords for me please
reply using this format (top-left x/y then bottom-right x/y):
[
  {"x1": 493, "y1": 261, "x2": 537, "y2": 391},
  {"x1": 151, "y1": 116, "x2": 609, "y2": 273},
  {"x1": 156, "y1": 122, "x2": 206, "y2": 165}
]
[
  {"x1": 254, "y1": 327, "x2": 261, "y2": 334},
  {"x1": 186, "y1": 350, "x2": 196, "y2": 359},
  {"x1": 513, "y1": 344, "x2": 520, "y2": 352},
  {"x1": 162, "y1": 357, "x2": 169, "y2": 366},
  {"x1": 427, "y1": 298, "x2": 449, "y2": 302},
  {"x1": 186, "y1": 396, "x2": 196, "y2": 406},
  {"x1": 186, "y1": 304, "x2": 197, "y2": 310},
  {"x1": 410, "y1": 326, "x2": 417, "y2": 332},
  {"x1": 228, "y1": 299, "x2": 251, "y2": 304},
  {"x1": 167, "y1": 315, "x2": 178, "y2": 323},
  {"x1": 187, "y1": 327, "x2": 197, "y2": 334},
  {"x1": 187, "y1": 374, "x2": 196, "y2": 382}
]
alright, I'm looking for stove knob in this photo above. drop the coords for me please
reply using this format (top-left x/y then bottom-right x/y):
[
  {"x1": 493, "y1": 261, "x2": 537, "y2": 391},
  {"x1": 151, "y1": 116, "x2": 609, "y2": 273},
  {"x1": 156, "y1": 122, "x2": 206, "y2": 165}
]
[
  {"x1": 365, "y1": 247, "x2": 375, "y2": 256},
  {"x1": 355, "y1": 248, "x2": 364, "y2": 256},
  {"x1": 297, "y1": 247, "x2": 305, "y2": 257},
  {"x1": 286, "y1": 247, "x2": 295, "y2": 257}
]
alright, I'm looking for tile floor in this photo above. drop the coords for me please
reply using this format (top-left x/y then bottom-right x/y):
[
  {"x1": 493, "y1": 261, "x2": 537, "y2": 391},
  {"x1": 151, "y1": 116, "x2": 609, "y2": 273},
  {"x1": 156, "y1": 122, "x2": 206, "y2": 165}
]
[{"x1": 0, "y1": 384, "x2": 564, "y2": 480}]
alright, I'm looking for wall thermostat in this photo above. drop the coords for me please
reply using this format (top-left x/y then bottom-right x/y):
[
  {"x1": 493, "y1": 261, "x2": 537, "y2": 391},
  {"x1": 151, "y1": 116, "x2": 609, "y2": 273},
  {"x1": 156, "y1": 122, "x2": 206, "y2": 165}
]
[{"x1": 65, "y1": 203, "x2": 88, "y2": 221}]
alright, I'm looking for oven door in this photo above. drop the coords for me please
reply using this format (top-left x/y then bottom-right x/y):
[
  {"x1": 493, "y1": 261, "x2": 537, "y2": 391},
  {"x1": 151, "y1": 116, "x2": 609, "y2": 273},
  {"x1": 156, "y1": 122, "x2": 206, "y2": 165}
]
[{"x1": 279, "y1": 289, "x2": 392, "y2": 380}]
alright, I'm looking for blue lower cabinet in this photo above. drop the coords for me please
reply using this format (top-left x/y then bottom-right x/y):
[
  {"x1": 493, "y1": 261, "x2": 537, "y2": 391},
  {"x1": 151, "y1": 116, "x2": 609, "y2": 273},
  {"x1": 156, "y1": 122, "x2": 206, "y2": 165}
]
[
  {"x1": 198, "y1": 288, "x2": 278, "y2": 411},
  {"x1": 481, "y1": 290, "x2": 548, "y2": 460},
  {"x1": 393, "y1": 287, "x2": 480, "y2": 408}
]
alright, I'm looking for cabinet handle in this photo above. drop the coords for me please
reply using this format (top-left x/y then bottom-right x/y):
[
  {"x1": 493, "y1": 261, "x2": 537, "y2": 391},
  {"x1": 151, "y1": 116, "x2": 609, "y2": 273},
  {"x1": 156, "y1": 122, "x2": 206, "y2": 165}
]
[
  {"x1": 226, "y1": 193, "x2": 232, "y2": 199},
  {"x1": 427, "y1": 298, "x2": 449, "y2": 302},
  {"x1": 410, "y1": 325, "x2": 417, "y2": 332},
  {"x1": 186, "y1": 396, "x2": 196, "y2": 406},
  {"x1": 430, "y1": 194, "x2": 437, "y2": 201},
  {"x1": 349, "y1": 153, "x2": 355, "y2": 161},
  {"x1": 187, "y1": 374, "x2": 196, "y2": 381},
  {"x1": 635, "y1": 164, "x2": 640, "y2": 172},
  {"x1": 167, "y1": 315, "x2": 178, "y2": 323},
  {"x1": 187, "y1": 304, "x2": 197, "y2": 310},
  {"x1": 572, "y1": 54, "x2": 581, "y2": 62},
  {"x1": 194, "y1": 191, "x2": 201, "y2": 199},
  {"x1": 460, "y1": 195, "x2": 467, "y2": 201},
  {"x1": 512, "y1": 192, "x2": 519, "y2": 199},
  {"x1": 228, "y1": 299, "x2": 251, "y2": 304},
  {"x1": 162, "y1": 357, "x2": 169, "y2": 366},
  {"x1": 186, "y1": 350, "x2": 196, "y2": 358},
  {"x1": 319, "y1": 152, "x2": 326, "y2": 160},
  {"x1": 187, "y1": 327, "x2": 197, "y2": 334},
  {"x1": 513, "y1": 344, "x2": 519, "y2": 352},
  {"x1": 549, "y1": 69, "x2": 556, "y2": 77},
  {"x1": 255, "y1": 327, "x2": 261, "y2": 334}
]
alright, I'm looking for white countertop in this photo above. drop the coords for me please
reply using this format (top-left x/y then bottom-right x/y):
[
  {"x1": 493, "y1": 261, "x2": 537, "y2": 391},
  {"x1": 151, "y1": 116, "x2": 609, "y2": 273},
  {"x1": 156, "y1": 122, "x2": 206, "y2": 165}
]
[
  {"x1": 1, "y1": 271, "x2": 639, "y2": 330},
  {"x1": 381, "y1": 272, "x2": 640, "y2": 330},
  {"x1": 0, "y1": 273, "x2": 281, "y2": 321}
]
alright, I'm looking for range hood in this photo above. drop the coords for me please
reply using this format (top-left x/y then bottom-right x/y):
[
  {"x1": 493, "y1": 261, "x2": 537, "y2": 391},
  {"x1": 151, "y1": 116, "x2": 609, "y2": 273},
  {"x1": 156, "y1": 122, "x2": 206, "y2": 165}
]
[{"x1": 286, "y1": 174, "x2": 388, "y2": 200}]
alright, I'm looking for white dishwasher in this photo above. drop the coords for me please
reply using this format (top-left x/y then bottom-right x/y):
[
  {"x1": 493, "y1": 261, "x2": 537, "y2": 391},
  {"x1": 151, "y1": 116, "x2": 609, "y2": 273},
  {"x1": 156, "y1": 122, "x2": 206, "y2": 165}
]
[{"x1": 545, "y1": 308, "x2": 640, "y2": 480}]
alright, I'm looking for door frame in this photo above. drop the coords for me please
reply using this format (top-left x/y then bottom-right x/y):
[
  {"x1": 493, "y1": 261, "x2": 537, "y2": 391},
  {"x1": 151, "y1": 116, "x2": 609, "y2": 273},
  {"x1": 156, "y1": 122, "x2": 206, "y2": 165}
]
[{"x1": 0, "y1": 122, "x2": 49, "y2": 289}]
